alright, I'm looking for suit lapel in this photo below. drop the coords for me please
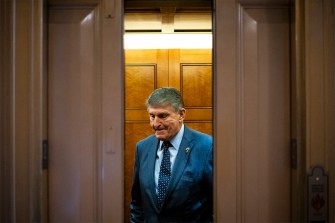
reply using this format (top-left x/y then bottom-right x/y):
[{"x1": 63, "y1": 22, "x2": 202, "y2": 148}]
[{"x1": 164, "y1": 127, "x2": 194, "y2": 202}]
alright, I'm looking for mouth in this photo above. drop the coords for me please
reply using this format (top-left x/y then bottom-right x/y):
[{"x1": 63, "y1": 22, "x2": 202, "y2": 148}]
[
  {"x1": 154, "y1": 129, "x2": 168, "y2": 140},
  {"x1": 154, "y1": 128, "x2": 166, "y2": 134}
]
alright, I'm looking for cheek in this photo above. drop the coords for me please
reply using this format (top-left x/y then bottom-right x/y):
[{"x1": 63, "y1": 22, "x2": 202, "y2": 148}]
[{"x1": 166, "y1": 120, "x2": 179, "y2": 130}]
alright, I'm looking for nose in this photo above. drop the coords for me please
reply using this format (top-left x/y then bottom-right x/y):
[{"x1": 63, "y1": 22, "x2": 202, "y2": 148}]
[{"x1": 151, "y1": 116, "x2": 161, "y2": 127}]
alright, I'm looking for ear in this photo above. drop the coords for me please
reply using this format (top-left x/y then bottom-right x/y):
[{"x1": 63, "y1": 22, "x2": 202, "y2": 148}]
[{"x1": 178, "y1": 108, "x2": 186, "y2": 121}]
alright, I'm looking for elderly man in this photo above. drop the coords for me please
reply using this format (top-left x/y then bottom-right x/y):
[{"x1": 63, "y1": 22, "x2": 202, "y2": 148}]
[{"x1": 130, "y1": 87, "x2": 213, "y2": 223}]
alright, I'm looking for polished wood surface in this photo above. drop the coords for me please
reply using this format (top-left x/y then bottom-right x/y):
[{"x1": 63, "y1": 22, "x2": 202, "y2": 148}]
[
  {"x1": 182, "y1": 64, "x2": 212, "y2": 107},
  {"x1": 124, "y1": 49, "x2": 212, "y2": 220},
  {"x1": 125, "y1": 65, "x2": 156, "y2": 108}
]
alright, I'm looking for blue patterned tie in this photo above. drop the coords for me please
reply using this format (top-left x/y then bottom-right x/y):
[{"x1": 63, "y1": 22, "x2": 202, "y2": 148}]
[{"x1": 157, "y1": 141, "x2": 172, "y2": 208}]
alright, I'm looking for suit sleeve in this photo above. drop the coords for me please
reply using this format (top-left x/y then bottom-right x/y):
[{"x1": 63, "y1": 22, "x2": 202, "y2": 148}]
[{"x1": 130, "y1": 145, "x2": 144, "y2": 223}]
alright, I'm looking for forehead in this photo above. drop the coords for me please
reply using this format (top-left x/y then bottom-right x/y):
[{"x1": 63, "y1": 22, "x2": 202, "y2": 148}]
[{"x1": 148, "y1": 105, "x2": 176, "y2": 114}]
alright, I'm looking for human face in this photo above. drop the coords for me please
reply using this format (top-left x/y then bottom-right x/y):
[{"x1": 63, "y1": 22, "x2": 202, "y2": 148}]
[{"x1": 148, "y1": 105, "x2": 185, "y2": 141}]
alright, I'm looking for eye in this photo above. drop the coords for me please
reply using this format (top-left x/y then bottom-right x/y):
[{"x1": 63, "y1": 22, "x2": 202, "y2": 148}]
[{"x1": 158, "y1": 113, "x2": 168, "y2": 119}]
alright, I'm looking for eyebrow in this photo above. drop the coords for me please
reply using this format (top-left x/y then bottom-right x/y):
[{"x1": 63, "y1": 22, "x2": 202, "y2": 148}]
[{"x1": 149, "y1": 112, "x2": 170, "y2": 117}]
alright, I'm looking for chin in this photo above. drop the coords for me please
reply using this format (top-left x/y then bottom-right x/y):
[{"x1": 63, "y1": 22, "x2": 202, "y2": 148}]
[{"x1": 155, "y1": 134, "x2": 167, "y2": 141}]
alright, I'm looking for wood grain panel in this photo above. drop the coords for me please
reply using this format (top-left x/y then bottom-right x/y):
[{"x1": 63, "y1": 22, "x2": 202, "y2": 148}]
[
  {"x1": 125, "y1": 109, "x2": 149, "y2": 121},
  {"x1": 184, "y1": 108, "x2": 212, "y2": 120},
  {"x1": 125, "y1": 65, "x2": 156, "y2": 108},
  {"x1": 125, "y1": 49, "x2": 169, "y2": 87},
  {"x1": 180, "y1": 49, "x2": 212, "y2": 63},
  {"x1": 185, "y1": 122, "x2": 213, "y2": 136},
  {"x1": 168, "y1": 49, "x2": 181, "y2": 89},
  {"x1": 181, "y1": 64, "x2": 212, "y2": 107},
  {"x1": 125, "y1": 49, "x2": 159, "y2": 63}
]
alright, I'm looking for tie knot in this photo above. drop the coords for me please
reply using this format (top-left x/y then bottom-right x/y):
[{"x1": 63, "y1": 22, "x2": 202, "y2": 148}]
[{"x1": 162, "y1": 141, "x2": 172, "y2": 149}]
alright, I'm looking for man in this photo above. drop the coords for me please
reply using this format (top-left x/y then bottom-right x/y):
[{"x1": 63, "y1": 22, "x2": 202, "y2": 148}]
[{"x1": 130, "y1": 87, "x2": 213, "y2": 222}]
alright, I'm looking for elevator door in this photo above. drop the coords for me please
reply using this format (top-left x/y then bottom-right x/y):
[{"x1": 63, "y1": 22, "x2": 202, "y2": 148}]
[
  {"x1": 47, "y1": 4, "x2": 124, "y2": 221},
  {"x1": 47, "y1": 2, "x2": 292, "y2": 222},
  {"x1": 215, "y1": 5, "x2": 292, "y2": 222}
]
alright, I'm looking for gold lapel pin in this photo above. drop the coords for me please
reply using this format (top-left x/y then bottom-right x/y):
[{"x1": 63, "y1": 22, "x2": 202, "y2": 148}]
[{"x1": 185, "y1": 147, "x2": 190, "y2": 153}]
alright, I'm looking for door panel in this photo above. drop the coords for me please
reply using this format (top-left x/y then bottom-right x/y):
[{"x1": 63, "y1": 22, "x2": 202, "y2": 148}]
[
  {"x1": 182, "y1": 65, "x2": 212, "y2": 107},
  {"x1": 169, "y1": 49, "x2": 213, "y2": 135},
  {"x1": 125, "y1": 65, "x2": 156, "y2": 107},
  {"x1": 124, "y1": 49, "x2": 212, "y2": 220},
  {"x1": 242, "y1": 8, "x2": 291, "y2": 222},
  {"x1": 48, "y1": 0, "x2": 124, "y2": 220},
  {"x1": 48, "y1": 8, "x2": 97, "y2": 222},
  {"x1": 214, "y1": 2, "x2": 291, "y2": 222}
]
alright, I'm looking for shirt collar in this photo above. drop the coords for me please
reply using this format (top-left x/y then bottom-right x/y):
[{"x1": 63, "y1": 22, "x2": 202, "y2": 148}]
[{"x1": 160, "y1": 124, "x2": 184, "y2": 151}]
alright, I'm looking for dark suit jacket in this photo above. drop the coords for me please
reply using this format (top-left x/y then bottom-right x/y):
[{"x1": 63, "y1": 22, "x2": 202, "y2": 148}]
[{"x1": 130, "y1": 125, "x2": 213, "y2": 223}]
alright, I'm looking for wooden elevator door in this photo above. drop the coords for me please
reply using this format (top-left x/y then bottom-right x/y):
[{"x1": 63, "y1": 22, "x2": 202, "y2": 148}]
[{"x1": 124, "y1": 49, "x2": 212, "y2": 220}]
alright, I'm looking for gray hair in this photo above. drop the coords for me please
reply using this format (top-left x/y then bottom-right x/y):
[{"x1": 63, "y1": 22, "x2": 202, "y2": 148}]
[{"x1": 146, "y1": 87, "x2": 184, "y2": 112}]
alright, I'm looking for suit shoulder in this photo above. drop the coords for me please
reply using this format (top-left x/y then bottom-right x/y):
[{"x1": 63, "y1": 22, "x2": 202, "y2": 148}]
[
  {"x1": 137, "y1": 134, "x2": 157, "y2": 148},
  {"x1": 186, "y1": 127, "x2": 212, "y2": 146},
  {"x1": 189, "y1": 128, "x2": 212, "y2": 139}
]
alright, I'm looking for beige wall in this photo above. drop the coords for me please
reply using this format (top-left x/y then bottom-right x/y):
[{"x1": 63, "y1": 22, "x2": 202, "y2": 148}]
[{"x1": 0, "y1": 0, "x2": 334, "y2": 222}]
